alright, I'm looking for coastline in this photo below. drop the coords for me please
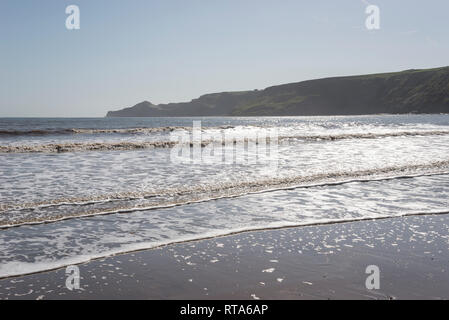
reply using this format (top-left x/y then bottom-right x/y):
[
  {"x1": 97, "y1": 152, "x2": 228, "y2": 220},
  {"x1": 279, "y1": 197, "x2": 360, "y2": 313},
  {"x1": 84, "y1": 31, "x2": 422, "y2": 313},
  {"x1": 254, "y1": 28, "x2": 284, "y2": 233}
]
[
  {"x1": 105, "y1": 112, "x2": 449, "y2": 118},
  {"x1": 1, "y1": 213, "x2": 448, "y2": 300}
]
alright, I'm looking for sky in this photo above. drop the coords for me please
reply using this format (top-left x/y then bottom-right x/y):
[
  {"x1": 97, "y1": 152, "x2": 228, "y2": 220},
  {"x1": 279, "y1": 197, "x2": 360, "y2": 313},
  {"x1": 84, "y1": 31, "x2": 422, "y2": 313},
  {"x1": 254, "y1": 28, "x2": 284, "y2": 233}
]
[{"x1": 0, "y1": 0, "x2": 448, "y2": 117}]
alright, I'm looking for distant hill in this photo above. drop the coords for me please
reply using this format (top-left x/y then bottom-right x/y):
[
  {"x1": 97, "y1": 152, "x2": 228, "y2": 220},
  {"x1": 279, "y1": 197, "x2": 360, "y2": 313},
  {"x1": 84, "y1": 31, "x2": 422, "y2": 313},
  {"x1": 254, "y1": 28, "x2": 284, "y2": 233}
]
[{"x1": 106, "y1": 66, "x2": 449, "y2": 117}]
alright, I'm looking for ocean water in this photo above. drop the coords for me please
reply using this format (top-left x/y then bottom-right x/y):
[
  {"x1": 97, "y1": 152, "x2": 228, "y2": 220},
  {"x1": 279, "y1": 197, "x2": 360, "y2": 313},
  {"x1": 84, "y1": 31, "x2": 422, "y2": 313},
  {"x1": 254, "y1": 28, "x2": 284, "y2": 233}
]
[{"x1": 1, "y1": 115, "x2": 449, "y2": 278}]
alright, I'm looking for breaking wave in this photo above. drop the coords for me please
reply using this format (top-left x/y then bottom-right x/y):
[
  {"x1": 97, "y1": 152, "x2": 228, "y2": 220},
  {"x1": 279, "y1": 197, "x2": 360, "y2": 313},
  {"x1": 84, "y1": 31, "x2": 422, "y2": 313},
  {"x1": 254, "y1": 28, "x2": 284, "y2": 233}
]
[
  {"x1": 1, "y1": 208, "x2": 448, "y2": 279},
  {"x1": 0, "y1": 127, "x2": 184, "y2": 136},
  {"x1": 1, "y1": 130, "x2": 449, "y2": 153},
  {"x1": 2, "y1": 160, "x2": 449, "y2": 228},
  {"x1": 0, "y1": 125, "x2": 237, "y2": 137}
]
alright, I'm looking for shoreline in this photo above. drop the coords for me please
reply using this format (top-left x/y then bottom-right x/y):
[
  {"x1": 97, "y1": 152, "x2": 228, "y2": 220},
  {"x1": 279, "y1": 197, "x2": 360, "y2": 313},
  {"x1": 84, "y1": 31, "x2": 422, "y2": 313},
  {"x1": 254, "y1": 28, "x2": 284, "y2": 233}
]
[
  {"x1": 105, "y1": 113, "x2": 449, "y2": 118},
  {"x1": 1, "y1": 113, "x2": 449, "y2": 120},
  {"x1": 1, "y1": 213, "x2": 449, "y2": 300},
  {"x1": 1, "y1": 210, "x2": 449, "y2": 280}
]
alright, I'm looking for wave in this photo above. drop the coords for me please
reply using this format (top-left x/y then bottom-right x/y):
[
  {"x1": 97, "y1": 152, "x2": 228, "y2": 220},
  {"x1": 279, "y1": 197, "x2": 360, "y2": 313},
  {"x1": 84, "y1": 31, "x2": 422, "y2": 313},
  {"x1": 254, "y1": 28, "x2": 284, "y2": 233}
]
[
  {"x1": 2, "y1": 160, "x2": 449, "y2": 228},
  {"x1": 0, "y1": 129, "x2": 77, "y2": 136},
  {"x1": 0, "y1": 127, "x2": 190, "y2": 137},
  {"x1": 0, "y1": 125, "x2": 236, "y2": 137},
  {"x1": 72, "y1": 126, "x2": 192, "y2": 134},
  {"x1": 1, "y1": 208, "x2": 448, "y2": 279},
  {"x1": 287, "y1": 130, "x2": 449, "y2": 141},
  {"x1": 1, "y1": 130, "x2": 449, "y2": 153},
  {"x1": 0, "y1": 141, "x2": 179, "y2": 153},
  {"x1": 0, "y1": 127, "x2": 184, "y2": 136}
]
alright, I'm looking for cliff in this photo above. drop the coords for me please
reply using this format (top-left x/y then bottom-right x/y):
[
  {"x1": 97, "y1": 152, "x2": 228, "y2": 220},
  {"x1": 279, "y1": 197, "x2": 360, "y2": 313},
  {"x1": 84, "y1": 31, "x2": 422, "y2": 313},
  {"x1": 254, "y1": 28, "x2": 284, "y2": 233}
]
[{"x1": 106, "y1": 67, "x2": 449, "y2": 117}]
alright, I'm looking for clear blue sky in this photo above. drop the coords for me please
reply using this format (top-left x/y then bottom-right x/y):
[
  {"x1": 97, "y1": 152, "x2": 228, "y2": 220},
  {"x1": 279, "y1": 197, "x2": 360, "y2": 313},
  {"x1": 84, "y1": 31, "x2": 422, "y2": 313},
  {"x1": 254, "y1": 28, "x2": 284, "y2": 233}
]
[{"x1": 0, "y1": 0, "x2": 448, "y2": 117}]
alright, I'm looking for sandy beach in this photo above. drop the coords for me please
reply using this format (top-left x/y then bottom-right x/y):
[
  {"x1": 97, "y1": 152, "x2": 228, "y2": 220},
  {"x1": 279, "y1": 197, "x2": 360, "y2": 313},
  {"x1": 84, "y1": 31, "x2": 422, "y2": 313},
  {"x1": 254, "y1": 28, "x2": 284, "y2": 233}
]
[{"x1": 1, "y1": 213, "x2": 448, "y2": 300}]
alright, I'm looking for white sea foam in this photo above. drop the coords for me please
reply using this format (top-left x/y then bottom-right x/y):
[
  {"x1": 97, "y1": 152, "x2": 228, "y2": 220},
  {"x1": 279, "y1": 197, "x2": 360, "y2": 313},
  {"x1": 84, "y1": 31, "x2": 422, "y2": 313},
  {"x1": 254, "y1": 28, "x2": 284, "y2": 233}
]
[
  {"x1": 1, "y1": 115, "x2": 449, "y2": 278},
  {"x1": 1, "y1": 129, "x2": 449, "y2": 153},
  {"x1": 1, "y1": 161, "x2": 449, "y2": 227}
]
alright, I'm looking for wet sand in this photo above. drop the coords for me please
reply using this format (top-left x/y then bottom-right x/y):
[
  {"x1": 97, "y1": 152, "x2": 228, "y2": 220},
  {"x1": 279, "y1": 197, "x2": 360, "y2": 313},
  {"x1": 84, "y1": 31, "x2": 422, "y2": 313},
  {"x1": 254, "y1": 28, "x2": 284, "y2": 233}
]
[{"x1": 1, "y1": 214, "x2": 448, "y2": 300}]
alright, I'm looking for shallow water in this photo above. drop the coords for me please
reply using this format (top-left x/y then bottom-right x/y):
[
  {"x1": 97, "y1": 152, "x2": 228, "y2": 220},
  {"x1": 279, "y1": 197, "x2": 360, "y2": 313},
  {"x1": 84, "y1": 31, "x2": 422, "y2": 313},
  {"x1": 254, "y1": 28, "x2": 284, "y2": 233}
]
[{"x1": 1, "y1": 115, "x2": 449, "y2": 277}]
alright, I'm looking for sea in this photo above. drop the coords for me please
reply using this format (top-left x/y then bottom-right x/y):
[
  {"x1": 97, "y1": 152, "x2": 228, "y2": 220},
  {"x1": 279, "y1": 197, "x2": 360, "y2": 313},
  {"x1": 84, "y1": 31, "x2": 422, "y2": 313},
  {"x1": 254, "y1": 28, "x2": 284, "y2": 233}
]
[{"x1": 1, "y1": 115, "x2": 449, "y2": 278}]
